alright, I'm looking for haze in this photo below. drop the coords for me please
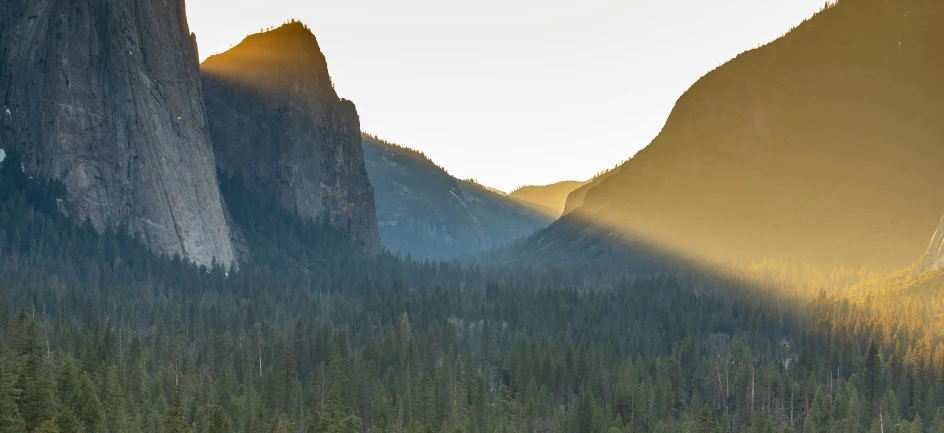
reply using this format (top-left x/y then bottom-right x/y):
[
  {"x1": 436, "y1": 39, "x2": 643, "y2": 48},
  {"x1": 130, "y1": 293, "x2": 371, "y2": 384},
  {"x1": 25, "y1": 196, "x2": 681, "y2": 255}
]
[{"x1": 187, "y1": 0, "x2": 828, "y2": 192}]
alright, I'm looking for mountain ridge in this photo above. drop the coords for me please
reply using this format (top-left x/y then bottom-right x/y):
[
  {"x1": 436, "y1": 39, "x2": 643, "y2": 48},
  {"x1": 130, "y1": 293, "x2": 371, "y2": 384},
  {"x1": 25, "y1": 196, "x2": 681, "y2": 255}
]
[
  {"x1": 522, "y1": 0, "x2": 944, "y2": 269},
  {"x1": 510, "y1": 180, "x2": 589, "y2": 218},
  {"x1": 363, "y1": 134, "x2": 553, "y2": 259}
]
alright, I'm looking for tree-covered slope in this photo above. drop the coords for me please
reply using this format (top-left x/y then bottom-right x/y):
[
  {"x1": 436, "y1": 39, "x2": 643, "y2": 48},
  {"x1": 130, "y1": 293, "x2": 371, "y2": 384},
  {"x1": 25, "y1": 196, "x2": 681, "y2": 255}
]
[
  {"x1": 547, "y1": 0, "x2": 944, "y2": 269},
  {"x1": 363, "y1": 134, "x2": 552, "y2": 259},
  {"x1": 4, "y1": 148, "x2": 944, "y2": 432}
]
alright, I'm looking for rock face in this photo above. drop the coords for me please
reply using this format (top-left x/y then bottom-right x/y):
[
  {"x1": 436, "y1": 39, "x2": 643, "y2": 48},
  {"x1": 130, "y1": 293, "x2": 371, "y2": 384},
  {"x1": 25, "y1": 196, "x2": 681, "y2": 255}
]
[
  {"x1": 917, "y1": 216, "x2": 944, "y2": 274},
  {"x1": 0, "y1": 0, "x2": 236, "y2": 268},
  {"x1": 202, "y1": 23, "x2": 381, "y2": 254},
  {"x1": 509, "y1": 180, "x2": 588, "y2": 218},
  {"x1": 562, "y1": 168, "x2": 618, "y2": 216},
  {"x1": 363, "y1": 135, "x2": 552, "y2": 259},
  {"x1": 527, "y1": 1, "x2": 944, "y2": 269}
]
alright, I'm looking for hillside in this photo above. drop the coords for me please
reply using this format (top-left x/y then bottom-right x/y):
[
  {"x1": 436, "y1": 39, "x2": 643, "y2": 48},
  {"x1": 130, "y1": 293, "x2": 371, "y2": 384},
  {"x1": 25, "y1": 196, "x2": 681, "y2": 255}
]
[
  {"x1": 363, "y1": 134, "x2": 553, "y2": 259},
  {"x1": 534, "y1": 0, "x2": 944, "y2": 269},
  {"x1": 509, "y1": 180, "x2": 589, "y2": 218}
]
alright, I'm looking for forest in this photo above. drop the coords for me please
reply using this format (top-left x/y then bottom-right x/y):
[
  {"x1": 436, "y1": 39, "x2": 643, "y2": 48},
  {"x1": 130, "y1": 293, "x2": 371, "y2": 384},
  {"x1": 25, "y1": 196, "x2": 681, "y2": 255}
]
[{"x1": 3, "y1": 147, "x2": 944, "y2": 433}]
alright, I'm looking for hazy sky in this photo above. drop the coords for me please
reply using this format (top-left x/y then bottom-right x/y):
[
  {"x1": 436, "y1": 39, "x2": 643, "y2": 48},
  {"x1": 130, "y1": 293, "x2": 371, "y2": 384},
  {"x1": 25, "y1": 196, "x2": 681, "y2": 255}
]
[{"x1": 187, "y1": 0, "x2": 827, "y2": 192}]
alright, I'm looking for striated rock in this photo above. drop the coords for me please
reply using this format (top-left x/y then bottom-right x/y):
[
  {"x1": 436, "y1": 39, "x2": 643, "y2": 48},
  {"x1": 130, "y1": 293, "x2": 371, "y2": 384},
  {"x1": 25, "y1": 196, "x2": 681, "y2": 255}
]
[
  {"x1": 0, "y1": 0, "x2": 235, "y2": 268},
  {"x1": 917, "y1": 216, "x2": 944, "y2": 274},
  {"x1": 202, "y1": 23, "x2": 381, "y2": 253}
]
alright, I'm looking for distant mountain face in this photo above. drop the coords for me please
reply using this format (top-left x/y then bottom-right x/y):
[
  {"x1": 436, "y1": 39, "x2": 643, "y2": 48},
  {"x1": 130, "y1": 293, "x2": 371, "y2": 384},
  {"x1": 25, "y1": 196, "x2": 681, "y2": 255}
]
[
  {"x1": 917, "y1": 216, "x2": 944, "y2": 274},
  {"x1": 529, "y1": 1, "x2": 944, "y2": 269},
  {"x1": 363, "y1": 135, "x2": 553, "y2": 259},
  {"x1": 0, "y1": 0, "x2": 235, "y2": 268},
  {"x1": 562, "y1": 168, "x2": 619, "y2": 215},
  {"x1": 509, "y1": 180, "x2": 588, "y2": 217},
  {"x1": 201, "y1": 23, "x2": 381, "y2": 254}
]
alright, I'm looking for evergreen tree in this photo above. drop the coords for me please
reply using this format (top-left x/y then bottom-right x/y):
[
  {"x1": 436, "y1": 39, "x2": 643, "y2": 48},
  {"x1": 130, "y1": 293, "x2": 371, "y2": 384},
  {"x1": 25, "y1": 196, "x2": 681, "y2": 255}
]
[
  {"x1": 17, "y1": 321, "x2": 54, "y2": 431},
  {"x1": 0, "y1": 343, "x2": 25, "y2": 433},
  {"x1": 865, "y1": 340, "x2": 880, "y2": 421},
  {"x1": 165, "y1": 382, "x2": 191, "y2": 433},
  {"x1": 695, "y1": 405, "x2": 722, "y2": 433}
]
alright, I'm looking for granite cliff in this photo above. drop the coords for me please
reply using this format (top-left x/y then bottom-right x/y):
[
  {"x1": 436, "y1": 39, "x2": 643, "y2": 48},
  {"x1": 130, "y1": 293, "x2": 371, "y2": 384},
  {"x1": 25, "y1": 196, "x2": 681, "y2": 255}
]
[
  {"x1": 202, "y1": 23, "x2": 381, "y2": 253},
  {"x1": 0, "y1": 0, "x2": 235, "y2": 268}
]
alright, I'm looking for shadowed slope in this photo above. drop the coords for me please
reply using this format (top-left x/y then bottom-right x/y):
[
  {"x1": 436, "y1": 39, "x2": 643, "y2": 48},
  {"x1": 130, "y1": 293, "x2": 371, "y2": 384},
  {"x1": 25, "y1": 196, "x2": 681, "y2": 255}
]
[{"x1": 363, "y1": 134, "x2": 553, "y2": 259}]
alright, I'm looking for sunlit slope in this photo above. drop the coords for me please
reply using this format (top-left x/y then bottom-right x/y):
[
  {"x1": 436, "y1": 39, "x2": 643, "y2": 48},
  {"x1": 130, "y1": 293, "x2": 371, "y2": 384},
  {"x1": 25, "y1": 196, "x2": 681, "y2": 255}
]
[
  {"x1": 562, "y1": 168, "x2": 620, "y2": 215},
  {"x1": 363, "y1": 135, "x2": 553, "y2": 259},
  {"x1": 551, "y1": 1, "x2": 944, "y2": 269},
  {"x1": 509, "y1": 180, "x2": 588, "y2": 218}
]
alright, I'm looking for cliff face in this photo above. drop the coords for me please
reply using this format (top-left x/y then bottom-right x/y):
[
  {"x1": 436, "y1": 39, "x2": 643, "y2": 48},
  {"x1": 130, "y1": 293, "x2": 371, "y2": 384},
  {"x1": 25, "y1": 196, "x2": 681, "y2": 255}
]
[
  {"x1": 363, "y1": 135, "x2": 552, "y2": 259},
  {"x1": 202, "y1": 23, "x2": 381, "y2": 253},
  {"x1": 0, "y1": 0, "x2": 235, "y2": 268},
  {"x1": 534, "y1": 0, "x2": 944, "y2": 269},
  {"x1": 509, "y1": 180, "x2": 588, "y2": 218},
  {"x1": 917, "y1": 217, "x2": 944, "y2": 274}
]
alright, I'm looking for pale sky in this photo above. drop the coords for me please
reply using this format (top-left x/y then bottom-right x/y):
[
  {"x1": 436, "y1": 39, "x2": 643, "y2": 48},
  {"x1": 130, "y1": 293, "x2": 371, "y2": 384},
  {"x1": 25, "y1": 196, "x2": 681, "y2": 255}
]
[{"x1": 187, "y1": 0, "x2": 828, "y2": 192}]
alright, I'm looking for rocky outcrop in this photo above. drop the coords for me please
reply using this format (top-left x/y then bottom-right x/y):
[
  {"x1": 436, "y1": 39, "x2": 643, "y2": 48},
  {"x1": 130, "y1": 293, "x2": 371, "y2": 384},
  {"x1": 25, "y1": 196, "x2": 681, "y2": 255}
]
[
  {"x1": 202, "y1": 23, "x2": 381, "y2": 253},
  {"x1": 509, "y1": 180, "x2": 588, "y2": 218},
  {"x1": 363, "y1": 135, "x2": 552, "y2": 259},
  {"x1": 917, "y1": 216, "x2": 944, "y2": 274},
  {"x1": 562, "y1": 168, "x2": 618, "y2": 215},
  {"x1": 0, "y1": 0, "x2": 235, "y2": 268}
]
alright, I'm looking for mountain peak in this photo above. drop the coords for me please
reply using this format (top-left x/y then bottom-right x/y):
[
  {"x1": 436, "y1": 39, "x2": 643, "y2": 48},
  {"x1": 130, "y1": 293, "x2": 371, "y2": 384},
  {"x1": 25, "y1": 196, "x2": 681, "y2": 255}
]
[
  {"x1": 201, "y1": 21, "x2": 381, "y2": 254},
  {"x1": 201, "y1": 20, "x2": 333, "y2": 97}
]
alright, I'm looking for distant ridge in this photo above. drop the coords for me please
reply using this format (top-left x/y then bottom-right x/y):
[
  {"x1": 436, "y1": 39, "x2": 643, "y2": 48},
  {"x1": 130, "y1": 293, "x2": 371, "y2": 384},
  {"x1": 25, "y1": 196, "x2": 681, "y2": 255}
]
[
  {"x1": 510, "y1": 180, "x2": 589, "y2": 218},
  {"x1": 363, "y1": 134, "x2": 553, "y2": 259}
]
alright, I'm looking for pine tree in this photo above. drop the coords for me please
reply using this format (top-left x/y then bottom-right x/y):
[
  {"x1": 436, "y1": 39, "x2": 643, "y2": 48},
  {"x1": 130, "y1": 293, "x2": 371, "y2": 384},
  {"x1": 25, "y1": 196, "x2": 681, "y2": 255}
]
[
  {"x1": 165, "y1": 382, "x2": 191, "y2": 433},
  {"x1": 0, "y1": 342, "x2": 26, "y2": 433},
  {"x1": 695, "y1": 405, "x2": 721, "y2": 433},
  {"x1": 16, "y1": 321, "x2": 54, "y2": 431},
  {"x1": 54, "y1": 408, "x2": 85, "y2": 433},
  {"x1": 74, "y1": 373, "x2": 104, "y2": 433},
  {"x1": 207, "y1": 405, "x2": 230, "y2": 433},
  {"x1": 865, "y1": 340, "x2": 880, "y2": 421}
]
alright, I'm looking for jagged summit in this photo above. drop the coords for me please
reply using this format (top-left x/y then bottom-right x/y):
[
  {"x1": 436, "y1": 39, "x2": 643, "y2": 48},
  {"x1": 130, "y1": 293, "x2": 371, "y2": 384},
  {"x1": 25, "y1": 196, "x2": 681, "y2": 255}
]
[
  {"x1": 202, "y1": 21, "x2": 335, "y2": 98},
  {"x1": 202, "y1": 23, "x2": 381, "y2": 253}
]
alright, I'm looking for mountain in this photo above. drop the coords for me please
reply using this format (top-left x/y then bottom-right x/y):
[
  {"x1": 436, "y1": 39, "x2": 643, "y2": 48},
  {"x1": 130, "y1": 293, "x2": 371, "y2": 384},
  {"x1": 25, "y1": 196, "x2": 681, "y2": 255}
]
[
  {"x1": 509, "y1": 180, "x2": 589, "y2": 217},
  {"x1": 201, "y1": 22, "x2": 381, "y2": 254},
  {"x1": 363, "y1": 134, "x2": 553, "y2": 259},
  {"x1": 562, "y1": 167, "x2": 620, "y2": 215},
  {"x1": 0, "y1": 0, "x2": 235, "y2": 268},
  {"x1": 529, "y1": 0, "x2": 944, "y2": 269}
]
